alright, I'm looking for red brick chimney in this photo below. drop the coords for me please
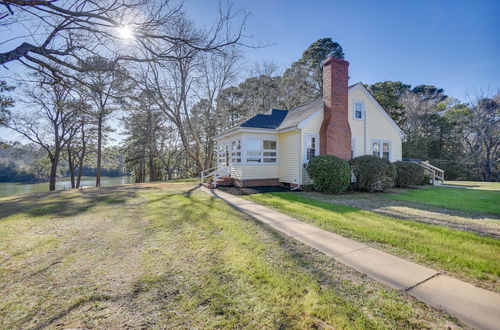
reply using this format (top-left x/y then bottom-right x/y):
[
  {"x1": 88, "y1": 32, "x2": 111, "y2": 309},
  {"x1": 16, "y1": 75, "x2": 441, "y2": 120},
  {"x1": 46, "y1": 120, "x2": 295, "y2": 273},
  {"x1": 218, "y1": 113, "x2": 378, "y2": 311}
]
[{"x1": 320, "y1": 57, "x2": 352, "y2": 160}]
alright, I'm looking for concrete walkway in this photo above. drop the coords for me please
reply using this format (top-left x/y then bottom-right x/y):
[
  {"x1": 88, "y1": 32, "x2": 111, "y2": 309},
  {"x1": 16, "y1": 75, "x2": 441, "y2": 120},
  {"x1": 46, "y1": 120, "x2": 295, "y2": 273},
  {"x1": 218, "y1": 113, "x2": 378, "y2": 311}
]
[{"x1": 200, "y1": 187, "x2": 500, "y2": 330}]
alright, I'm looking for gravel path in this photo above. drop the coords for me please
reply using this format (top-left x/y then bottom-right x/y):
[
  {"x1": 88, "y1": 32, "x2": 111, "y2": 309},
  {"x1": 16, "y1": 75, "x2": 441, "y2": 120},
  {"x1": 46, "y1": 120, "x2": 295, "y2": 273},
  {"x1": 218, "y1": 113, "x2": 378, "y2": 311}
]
[{"x1": 299, "y1": 191, "x2": 500, "y2": 239}]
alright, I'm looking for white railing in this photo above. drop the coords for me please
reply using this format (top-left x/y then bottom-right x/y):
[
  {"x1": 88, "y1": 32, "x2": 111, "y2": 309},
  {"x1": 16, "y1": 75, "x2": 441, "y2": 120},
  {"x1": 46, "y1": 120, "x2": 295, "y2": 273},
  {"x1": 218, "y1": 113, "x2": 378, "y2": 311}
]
[
  {"x1": 200, "y1": 165, "x2": 230, "y2": 188},
  {"x1": 406, "y1": 160, "x2": 445, "y2": 185}
]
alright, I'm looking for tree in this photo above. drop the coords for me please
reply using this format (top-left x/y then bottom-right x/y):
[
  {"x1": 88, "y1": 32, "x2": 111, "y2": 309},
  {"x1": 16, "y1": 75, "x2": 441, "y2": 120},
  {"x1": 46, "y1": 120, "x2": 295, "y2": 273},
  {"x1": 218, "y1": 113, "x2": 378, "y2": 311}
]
[
  {"x1": 0, "y1": 80, "x2": 15, "y2": 125},
  {"x1": 145, "y1": 16, "x2": 242, "y2": 173},
  {"x1": 281, "y1": 38, "x2": 344, "y2": 106},
  {"x1": 4, "y1": 74, "x2": 80, "y2": 190},
  {"x1": 367, "y1": 81, "x2": 410, "y2": 124},
  {"x1": 79, "y1": 56, "x2": 130, "y2": 187},
  {"x1": 0, "y1": 0, "x2": 246, "y2": 80},
  {"x1": 448, "y1": 91, "x2": 499, "y2": 181}
]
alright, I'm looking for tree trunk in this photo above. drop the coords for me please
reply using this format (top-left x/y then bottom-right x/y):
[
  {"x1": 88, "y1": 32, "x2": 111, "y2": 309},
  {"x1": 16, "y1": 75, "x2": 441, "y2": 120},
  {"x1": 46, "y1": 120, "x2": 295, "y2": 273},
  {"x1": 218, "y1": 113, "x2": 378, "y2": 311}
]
[
  {"x1": 67, "y1": 145, "x2": 76, "y2": 189},
  {"x1": 49, "y1": 153, "x2": 59, "y2": 191},
  {"x1": 149, "y1": 154, "x2": 156, "y2": 181},
  {"x1": 96, "y1": 116, "x2": 103, "y2": 187}
]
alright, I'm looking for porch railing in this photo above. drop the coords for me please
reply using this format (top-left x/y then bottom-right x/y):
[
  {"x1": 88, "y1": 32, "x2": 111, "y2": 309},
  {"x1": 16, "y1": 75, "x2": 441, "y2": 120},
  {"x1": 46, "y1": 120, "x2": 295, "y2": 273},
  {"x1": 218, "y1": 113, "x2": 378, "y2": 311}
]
[{"x1": 200, "y1": 165, "x2": 230, "y2": 188}]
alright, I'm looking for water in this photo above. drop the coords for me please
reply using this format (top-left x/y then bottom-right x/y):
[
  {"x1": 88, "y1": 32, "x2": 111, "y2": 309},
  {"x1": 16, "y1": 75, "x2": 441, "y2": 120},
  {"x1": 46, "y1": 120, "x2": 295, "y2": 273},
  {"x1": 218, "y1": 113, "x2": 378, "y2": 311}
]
[{"x1": 0, "y1": 176, "x2": 134, "y2": 197}]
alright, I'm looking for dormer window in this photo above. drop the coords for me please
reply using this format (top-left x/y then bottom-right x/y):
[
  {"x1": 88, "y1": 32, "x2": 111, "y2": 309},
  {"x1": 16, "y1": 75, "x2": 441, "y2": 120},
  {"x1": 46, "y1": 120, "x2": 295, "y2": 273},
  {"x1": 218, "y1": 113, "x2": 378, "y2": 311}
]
[{"x1": 354, "y1": 101, "x2": 364, "y2": 120}]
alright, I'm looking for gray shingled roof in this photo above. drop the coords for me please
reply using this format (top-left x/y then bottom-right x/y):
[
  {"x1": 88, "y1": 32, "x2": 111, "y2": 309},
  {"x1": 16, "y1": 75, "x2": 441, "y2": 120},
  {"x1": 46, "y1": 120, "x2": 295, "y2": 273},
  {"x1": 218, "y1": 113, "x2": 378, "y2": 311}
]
[{"x1": 277, "y1": 98, "x2": 323, "y2": 130}]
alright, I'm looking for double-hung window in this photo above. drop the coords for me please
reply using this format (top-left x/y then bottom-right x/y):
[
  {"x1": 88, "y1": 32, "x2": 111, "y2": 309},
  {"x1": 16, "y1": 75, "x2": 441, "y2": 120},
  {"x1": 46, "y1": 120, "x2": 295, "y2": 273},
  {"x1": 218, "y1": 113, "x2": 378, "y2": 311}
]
[
  {"x1": 372, "y1": 141, "x2": 380, "y2": 157},
  {"x1": 382, "y1": 142, "x2": 390, "y2": 160},
  {"x1": 354, "y1": 101, "x2": 364, "y2": 120},
  {"x1": 372, "y1": 140, "x2": 391, "y2": 160},
  {"x1": 305, "y1": 134, "x2": 319, "y2": 162}
]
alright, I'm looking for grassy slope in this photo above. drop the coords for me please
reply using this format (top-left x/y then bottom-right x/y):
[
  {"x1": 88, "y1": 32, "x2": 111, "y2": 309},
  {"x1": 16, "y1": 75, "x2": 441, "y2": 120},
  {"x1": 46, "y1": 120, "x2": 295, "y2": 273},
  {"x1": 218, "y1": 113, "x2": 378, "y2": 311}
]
[
  {"x1": 245, "y1": 192, "x2": 500, "y2": 291},
  {"x1": 387, "y1": 186, "x2": 500, "y2": 214},
  {"x1": 0, "y1": 184, "x2": 458, "y2": 328}
]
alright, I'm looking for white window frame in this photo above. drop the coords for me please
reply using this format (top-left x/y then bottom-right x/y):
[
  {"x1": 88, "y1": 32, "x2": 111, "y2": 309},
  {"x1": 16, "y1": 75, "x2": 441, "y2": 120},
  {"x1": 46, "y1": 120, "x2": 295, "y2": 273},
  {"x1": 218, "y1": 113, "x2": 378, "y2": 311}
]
[
  {"x1": 243, "y1": 136, "x2": 278, "y2": 165},
  {"x1": 371, "y1": 139, "x2": 381, "y2": 158},
  {"x1": 304, "y1": 133, "x2": 320, "y2": 163},
  {"x1": 353, "y1": 100, "x2": 364, "y2": 120},
  {"x1": 371, "y1": 139, "x2": 392, "y2": 161},
  {"x1": 382, "y1": 140, "x2": 391, "y2": 161}
]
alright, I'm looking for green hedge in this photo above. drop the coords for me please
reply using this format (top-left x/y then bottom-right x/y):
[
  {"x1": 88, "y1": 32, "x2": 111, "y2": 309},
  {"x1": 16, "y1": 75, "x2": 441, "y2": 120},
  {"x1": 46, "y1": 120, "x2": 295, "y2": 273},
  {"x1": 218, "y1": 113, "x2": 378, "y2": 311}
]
[
  {"x1": 349, "y1": 155, "x2": 395, "y2": 192},
  {"x1": 394, "y1": 161, "x2": 425, "y2": 187},
  {"x1": 306, "y1": 155, "x2": 351, "y2": 193}
]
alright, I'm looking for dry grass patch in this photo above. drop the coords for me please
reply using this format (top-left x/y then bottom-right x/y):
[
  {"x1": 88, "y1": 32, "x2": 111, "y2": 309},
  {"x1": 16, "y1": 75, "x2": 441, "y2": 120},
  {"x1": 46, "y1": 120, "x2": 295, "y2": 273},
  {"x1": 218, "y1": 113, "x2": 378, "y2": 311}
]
[{"x1": 0, "y1": 183, "x2": 461, "y2": 328}]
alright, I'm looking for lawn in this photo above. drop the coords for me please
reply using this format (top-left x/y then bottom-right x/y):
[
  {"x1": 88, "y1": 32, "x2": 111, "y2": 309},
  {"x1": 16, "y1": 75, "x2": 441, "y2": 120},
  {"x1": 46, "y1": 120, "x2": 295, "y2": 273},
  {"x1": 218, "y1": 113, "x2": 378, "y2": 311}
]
[
  {"x1": 245, "y1": 192, "x2": 500, "y2": 291},
  {"x1": 388, "y1": 186, "x2": 500, "y2": 214},
  {"x1": 0, "y1": 183, "x2": 458, "y2": 328},
  {"x1": 444, "y1": 181, "x2": 500, "y2": 191}
]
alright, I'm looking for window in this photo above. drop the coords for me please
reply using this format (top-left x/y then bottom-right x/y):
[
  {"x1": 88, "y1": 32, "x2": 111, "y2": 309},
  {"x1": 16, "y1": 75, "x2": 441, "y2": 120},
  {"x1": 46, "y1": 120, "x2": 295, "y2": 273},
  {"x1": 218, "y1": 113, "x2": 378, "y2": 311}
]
[
  {"x1": 371, "y1": 140, "x2": 391, "y2": 160},
  {"x1": 262, "y1": 140, "x2": 277, "y2": 163},
  {"x1": 382, "y1": 142, "x2": 390, "y2": 160},
  {"x1": 351, "y1": 137, "x2": 356, "y2": 159},
  {"x1": 245, "y1": 138, "x2": 277, "y2": 164},
  {"x1": 231, "y1": 140, "x2": 241, "y2": 163},
  {"x1": 372, "y1": 141, "x2": 380, "y2": 157},
  {"x1": 246, "y1": 139, "x2": 261, "y2": 163},
  {"x1": 218, "y1": 145, "x2": 226, "y2": 165},
  {"x1": 305, "y1": 134, "x2": 319, "y2": 162},
  {"x1": 354, "y1": 101, "x2": 363, "y2": 120}
]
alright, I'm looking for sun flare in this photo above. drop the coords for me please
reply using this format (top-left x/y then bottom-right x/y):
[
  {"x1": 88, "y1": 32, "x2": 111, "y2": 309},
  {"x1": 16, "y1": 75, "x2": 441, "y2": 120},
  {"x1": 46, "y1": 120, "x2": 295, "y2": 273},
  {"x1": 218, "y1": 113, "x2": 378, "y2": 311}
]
[{"x1": 117, "y1": 25, "x2": 134, "y2": 40}]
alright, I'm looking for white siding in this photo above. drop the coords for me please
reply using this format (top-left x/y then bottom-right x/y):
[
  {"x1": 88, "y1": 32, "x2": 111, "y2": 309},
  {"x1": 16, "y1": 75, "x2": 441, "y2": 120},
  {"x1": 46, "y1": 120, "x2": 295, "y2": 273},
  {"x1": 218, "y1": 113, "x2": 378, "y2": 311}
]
[
  {"x1": 278, "y1": 130, "x2": 301, "y2": 184},
  {"x1": 300, "y1": 111, "x2": 323, "y2": 185},
  {"x1": 230, "y1": 164, "x2": 279, "y2": 179},
  {"x1": 348, "y1": 86, "x2": 402, "y2": 161}
]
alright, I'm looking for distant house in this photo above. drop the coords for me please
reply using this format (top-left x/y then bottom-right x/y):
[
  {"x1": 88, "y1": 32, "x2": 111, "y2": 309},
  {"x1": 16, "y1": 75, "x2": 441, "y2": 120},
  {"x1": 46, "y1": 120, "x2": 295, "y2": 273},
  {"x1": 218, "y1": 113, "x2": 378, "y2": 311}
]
[{"x1": 210, "y1": 57, "x2": 403, "y2": 187}]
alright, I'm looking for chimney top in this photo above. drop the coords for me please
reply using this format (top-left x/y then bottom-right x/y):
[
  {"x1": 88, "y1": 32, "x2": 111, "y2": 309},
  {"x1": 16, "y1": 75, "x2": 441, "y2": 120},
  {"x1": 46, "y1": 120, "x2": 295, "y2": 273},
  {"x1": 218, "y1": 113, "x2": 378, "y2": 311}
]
[{"x1": 322, "y1": 56, "x2": 349, "y2": 67}]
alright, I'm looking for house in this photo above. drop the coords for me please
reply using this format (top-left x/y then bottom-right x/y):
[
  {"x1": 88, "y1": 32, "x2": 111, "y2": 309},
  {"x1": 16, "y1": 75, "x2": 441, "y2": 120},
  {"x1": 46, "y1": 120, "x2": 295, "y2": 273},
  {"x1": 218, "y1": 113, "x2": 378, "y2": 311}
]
[{"x1": 211, "y1": 57, "x2": 403, "y2": 187}]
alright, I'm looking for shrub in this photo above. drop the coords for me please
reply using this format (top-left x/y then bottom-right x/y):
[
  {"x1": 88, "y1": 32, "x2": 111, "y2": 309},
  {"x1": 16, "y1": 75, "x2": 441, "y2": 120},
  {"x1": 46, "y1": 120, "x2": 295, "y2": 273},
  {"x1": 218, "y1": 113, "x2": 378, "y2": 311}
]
[
  {"x1": 306, "y1": 155, "x2": 351, "y2": 193},
  {"x1": 349, "y1": 155, "x2": 395, "y2": 192},
  {"x1": 421, "y1": 173, "x2": 432, "y2": 185},
  {"x1": 394, "y1": 161, "x2": 425, "y2": 187}
]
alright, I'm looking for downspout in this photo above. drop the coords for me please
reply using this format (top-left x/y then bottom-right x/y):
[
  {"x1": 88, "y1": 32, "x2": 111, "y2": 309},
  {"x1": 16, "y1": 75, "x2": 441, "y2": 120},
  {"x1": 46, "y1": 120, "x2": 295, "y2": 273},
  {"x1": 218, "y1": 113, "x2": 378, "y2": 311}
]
[
  {"x1": 364, "y1": 109, "x2": 367, "y2": 154},
  {"x1": 293, "y1": 127, "x2": 303, "y2": 190}
]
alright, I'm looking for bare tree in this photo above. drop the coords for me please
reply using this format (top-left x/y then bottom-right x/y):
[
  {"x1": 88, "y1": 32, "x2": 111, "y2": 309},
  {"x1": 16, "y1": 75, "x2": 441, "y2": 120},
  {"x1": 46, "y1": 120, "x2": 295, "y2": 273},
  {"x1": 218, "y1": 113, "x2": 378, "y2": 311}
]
[
  {"x1": 1, "y1": 0, "x2": 246, "y2": 80},
  {"x1": 4, "y1": 74, "x2": 80, "y2": 190},
  {"x1": 458, "y1": 90, "x2": 500, "y2": 181},
  {"x1": 79, "y1": 56, "x2": 129, "y2": 187}
]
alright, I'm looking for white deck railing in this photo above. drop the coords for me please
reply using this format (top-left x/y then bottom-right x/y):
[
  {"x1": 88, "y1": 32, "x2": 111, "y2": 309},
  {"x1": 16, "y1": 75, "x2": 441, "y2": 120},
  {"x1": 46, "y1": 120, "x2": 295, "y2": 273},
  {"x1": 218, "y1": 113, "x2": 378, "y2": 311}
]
[
  {"x1": 200, "y1": 165, "x2": 230, "y2": 188},
  {"x1": 405, "y1": 160, "x2": 445, "y2": 185}
]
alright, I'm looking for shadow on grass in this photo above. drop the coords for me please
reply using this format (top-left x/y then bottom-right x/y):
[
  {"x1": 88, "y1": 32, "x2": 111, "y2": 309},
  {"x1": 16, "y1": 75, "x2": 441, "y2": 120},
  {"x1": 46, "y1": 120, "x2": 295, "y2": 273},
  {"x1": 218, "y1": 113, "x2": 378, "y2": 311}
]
[
  {"x1": 0, "y1": 185, "x2": 161, "y2": 221},
  {"x1": 298, "y1": 189, "x2": 500, "y2": 221}
]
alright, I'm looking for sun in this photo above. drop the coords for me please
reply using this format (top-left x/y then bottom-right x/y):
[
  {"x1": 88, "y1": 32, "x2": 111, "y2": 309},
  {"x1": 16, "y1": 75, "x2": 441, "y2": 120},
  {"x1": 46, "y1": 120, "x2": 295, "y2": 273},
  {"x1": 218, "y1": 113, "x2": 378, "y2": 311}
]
[{"x1": 117, "y1": 25, "x2": 134, "y2": 40}]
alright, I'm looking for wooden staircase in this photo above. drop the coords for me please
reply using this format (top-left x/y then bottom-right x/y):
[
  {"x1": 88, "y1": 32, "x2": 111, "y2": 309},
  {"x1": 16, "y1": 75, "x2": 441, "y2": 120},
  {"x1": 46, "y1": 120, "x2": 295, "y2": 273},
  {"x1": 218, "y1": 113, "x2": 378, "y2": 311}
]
[
  {"x1": 200, "y1": 165, "x2": 231, "y2": 188},
  {"x1": 406, "y1": 160, "x2": 445, "y2": 185}
]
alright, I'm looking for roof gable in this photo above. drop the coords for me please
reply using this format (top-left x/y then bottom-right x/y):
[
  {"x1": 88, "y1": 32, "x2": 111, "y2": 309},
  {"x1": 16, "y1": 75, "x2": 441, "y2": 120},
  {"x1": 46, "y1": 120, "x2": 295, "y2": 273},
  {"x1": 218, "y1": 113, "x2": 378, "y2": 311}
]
[{"x1": 349, "y1": 82, "x2": 404, "y2": 137}]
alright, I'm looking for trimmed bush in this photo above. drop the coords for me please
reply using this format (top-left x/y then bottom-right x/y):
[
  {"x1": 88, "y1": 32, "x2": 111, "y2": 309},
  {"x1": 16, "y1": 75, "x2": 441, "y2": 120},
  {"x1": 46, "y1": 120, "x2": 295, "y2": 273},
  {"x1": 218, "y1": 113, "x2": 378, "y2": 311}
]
[
  {"x1": 394, "y1": 161, "x2": 425, "y2": 187},
  {"x1": 349, "y1": 155, "x2": 395, "y2": 192},
  {"x1": 306, "y1": 155, "x2": 351, "y2": 193},
  {"x1": 421, "y1": 173, "x2": 432, "y2": 185}
]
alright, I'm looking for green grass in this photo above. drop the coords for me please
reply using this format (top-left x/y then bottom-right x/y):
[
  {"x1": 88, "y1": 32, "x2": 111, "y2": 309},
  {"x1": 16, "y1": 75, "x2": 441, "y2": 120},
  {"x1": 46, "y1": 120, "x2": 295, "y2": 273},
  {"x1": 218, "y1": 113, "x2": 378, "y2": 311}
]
[
  {"x1": 444, "y1": 181, "x2": 500, "y2": 191},
  {"x1": 245, "y1": 192, "x2": 500, "y2": 290},
  {"x1": 388, "y1": 186, "x2": 500, "y2": 214},
  {"x1": 0, "y1": 183, "x2": 458, "y2": 328}
]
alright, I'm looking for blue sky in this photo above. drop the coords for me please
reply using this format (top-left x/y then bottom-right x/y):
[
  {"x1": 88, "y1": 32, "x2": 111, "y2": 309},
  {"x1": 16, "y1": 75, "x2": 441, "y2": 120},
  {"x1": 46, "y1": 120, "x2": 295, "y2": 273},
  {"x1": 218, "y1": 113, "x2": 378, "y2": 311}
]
[
  {"x1": 186, "y1": 0, "x2": 500, "y2": 100},
  {"x1": 1, "y1": 0, "x2": 499, "y2": 142}
]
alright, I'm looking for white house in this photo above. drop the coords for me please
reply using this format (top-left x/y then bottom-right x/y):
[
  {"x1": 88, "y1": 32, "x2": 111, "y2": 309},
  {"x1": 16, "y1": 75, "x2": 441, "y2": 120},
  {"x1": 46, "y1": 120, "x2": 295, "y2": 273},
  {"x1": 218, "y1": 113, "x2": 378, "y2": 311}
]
[{"x1": 211, "y1": 57, "x2": 403, "y2": 187}]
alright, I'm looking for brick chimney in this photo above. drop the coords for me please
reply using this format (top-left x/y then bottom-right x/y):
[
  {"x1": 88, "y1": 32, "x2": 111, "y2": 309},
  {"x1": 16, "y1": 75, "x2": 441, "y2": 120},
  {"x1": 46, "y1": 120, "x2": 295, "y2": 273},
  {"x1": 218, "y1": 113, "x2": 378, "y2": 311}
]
[{"x1": 320, "y1": 57, "x2": 352, "y2": 159}]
